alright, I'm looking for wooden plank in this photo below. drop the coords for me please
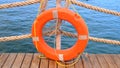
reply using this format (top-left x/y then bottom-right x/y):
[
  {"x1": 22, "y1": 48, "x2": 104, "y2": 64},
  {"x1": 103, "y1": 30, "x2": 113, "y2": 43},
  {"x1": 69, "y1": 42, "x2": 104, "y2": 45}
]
[
  {"x1": 118, "y1": 54, "x2": 120, "y2": 57},
  {"x1": 2, "y1": 53, "x2": 17, "y2": 68},
  {"x1": 82, "y1": 54, "x2": 92, "y2": 68},
  {"x1": 21, "y1": 53, "x2": 33, "y2": 68},
  {"x1": 75, "y1": 57, "x2": 83, "y2": 68},
  {"x1": 55, "y1": 0, "x2": 62, "y2": 49},
  {"x1": 103, "y1": 54, "x2": 117, "y2": 68},
  {"x1": 49, "y1": 59, "x2": 57, "y2": 68},
  {"x1": 89, "y1": 54, "x2": 101, "y2": 68},
  {"x1": 56, "y1": 0, "x2": 62, "y2": 7},
  {"x1": 56, "y1": 33, "x2": 61, "y2": 49},
  {"x1": 0, "y1": 53, "x2": 120, "y2": 68},
  {"x1": 30, "y1": 53, "x2": 40, "y2": 68},
  {"x1": 96, "y1": 54, "x2": 109, "y2": 68},
  {"x1": 56, "y1": 20, "x2": 62, "y2": 50},
  {"x1": 110, "y1": 54, "x2": 120, "y2": 68},
  {"x1": 40, "y1": 58, "x2": 49, "y2": 68},
  {"x1": 12, "y1": 53, "x2": 25, "y2": 68},
  {"x1": 0, "y1": 53, "x2": 9, "y2": 68}
]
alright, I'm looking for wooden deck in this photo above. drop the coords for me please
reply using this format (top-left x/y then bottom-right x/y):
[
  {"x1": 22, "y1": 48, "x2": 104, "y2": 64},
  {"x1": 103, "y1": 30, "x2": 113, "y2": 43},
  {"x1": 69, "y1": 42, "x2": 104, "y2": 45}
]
[{"x1": 0, "y1": 53, "x2": 120, "y2": 68}]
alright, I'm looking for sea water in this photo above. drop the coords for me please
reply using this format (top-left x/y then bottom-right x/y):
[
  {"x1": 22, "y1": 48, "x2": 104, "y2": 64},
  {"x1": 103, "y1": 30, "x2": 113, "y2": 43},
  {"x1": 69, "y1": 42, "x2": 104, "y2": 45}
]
[{"x1": 0, "y1": 0, "x2": 120, "y2": 53}]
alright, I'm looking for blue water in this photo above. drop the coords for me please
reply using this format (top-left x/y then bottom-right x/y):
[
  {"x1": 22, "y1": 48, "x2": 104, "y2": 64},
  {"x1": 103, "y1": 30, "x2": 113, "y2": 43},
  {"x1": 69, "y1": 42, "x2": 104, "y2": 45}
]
[{"x1": 0, "y1": 0, "x2": 120, "y2": 53}]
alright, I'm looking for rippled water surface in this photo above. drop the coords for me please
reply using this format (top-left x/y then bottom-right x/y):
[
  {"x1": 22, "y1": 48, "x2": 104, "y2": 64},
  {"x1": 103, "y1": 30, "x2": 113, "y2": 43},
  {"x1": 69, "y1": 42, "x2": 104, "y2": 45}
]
[{"x1": 0, "y1": 0, "x2": 120, "y2": 53}]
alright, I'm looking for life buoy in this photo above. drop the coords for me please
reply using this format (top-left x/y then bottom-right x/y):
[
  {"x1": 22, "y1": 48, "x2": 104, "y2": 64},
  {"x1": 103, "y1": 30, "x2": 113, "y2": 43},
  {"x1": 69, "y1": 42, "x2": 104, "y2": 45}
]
[{"x1": 32, "y1": 8, "x2": 89, "y2": 61}]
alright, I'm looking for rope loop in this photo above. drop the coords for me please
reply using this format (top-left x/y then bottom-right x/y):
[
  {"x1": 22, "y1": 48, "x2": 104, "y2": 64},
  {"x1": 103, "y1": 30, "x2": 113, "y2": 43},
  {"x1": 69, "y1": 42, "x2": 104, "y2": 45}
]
[
  {"x1": 56, "y1": 54, "x2": 81, "y2": 67},
  {"x1": 38, "y1": 53, "x2": 82, "y2": 67}
]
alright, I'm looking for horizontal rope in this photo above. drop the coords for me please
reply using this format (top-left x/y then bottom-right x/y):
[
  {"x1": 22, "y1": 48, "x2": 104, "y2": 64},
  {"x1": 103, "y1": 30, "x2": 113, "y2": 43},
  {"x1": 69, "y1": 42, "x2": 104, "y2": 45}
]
[
  {"x1": 0, "y1": 31, "x2": 120, "y2": 45},
  {"x1": 61, "y1": 31, "x2": 120, "y2": 45},
  {"x1": 0, "y1": 0, "x2": 120, "y2": 16},
  {"x1": 89, "y1": 37, "x2": 120, "y2": 45},
  {"x1": 0, "y1": 34, "x2": 31, "y2": 42},
  {"x1": 71, "y1": 0, "x2": 120, "y2": 16},
  {"x1": 0, "y1": 0, "x2": 40, "y2": 9}
]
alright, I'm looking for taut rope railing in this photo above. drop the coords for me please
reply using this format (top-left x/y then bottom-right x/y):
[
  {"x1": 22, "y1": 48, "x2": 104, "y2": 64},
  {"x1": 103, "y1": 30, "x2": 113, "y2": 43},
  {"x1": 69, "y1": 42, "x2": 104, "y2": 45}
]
[
  {"x1": 0, "y1": 0, "x2": 120, "y2": 16},
  {"x1": 0, "y1": 31, "x2": 120, "y2": 45},
  {"x1": 71, "y1": 0, "x2": 120, "y2": 16},
  {"x1": 0, "y1": 34, "x2": 31, "y2": 42},
  {"x1": 0, "y1": 0, "x2": 39, "y2": 9},
  {"x1": 61, "y1": 31, "x2": 120, "y2": 45}
]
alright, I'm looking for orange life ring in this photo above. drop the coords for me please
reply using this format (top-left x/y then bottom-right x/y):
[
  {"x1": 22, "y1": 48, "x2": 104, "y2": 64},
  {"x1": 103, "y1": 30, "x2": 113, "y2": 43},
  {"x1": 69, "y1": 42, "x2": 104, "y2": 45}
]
[{"x1": 32, "y1": 8, "x2": 89, "y2": 61}]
